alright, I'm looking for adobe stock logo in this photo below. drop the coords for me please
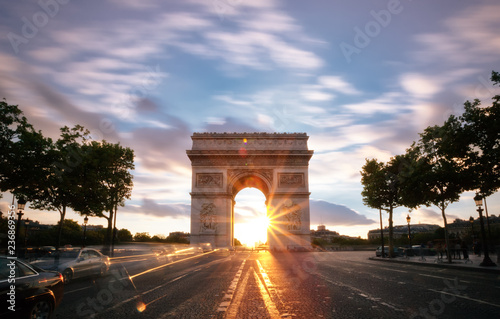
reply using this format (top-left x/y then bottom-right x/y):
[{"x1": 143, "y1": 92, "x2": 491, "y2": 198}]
[
  {"x1": 340, "y1": 0, "x2": 405, "y2": 63},
  {"x1": 7, "y1": 0, "x2": 71, "y2": 54}
]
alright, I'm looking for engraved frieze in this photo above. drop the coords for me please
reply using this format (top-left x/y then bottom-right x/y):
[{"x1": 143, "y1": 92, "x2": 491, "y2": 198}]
[
  {"x1": 196, "y1": 173, "x2": 223, "y2": 188},
  {"x1": 278, "y1": 173, "x2": 304, "y2": 188}
]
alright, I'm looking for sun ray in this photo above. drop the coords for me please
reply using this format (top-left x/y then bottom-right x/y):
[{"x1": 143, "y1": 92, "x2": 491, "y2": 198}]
[{"x1": 233, "y1": 188, "x2": 269, "y2": 247}]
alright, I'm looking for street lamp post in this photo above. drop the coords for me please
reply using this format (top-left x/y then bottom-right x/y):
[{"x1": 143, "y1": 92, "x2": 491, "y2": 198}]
[
  {"x1": 406, "y1": 214, "x2": 412, "y2": 248},
  {"x1": 15, "y1": 197, "x2": 27, "y2": 257},
  {"x1": 83, "y1": 216, "x2": 89, "y2": 248},
  {"x1": 474, "y1": 194, "x2": 496, "y2": 267}
]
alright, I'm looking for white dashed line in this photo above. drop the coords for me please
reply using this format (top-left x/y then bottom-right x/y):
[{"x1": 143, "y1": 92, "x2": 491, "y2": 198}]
[
  {"x1": 428, "y1": 288, "x2": 500, "y2": 308},
  {"x1": 218, "y1": 259, "x2": 246, "y2": 312},
  {"x1": 419, "y1": 274, "x2": 471, "y2": 283}
]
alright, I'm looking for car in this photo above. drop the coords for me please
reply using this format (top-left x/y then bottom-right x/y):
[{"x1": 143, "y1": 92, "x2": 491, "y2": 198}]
[
  {"x1": 0, "y1": 256, "x2": 64, "y2": 319},
  {"x1": 31, "y1": 248, "x2": 110, "y2": 284},
  {"x1": 199, "y1": 243, "x2": 213, "y2": 253},
  {"x1": 375, "y1": 246, "x2": 400, "y2": 257}
]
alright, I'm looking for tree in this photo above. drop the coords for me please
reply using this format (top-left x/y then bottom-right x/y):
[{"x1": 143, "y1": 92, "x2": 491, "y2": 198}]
[
  {"x1": 409, "y1": 117, "x2": 466, "y2": 263},
  {"x1": 117, "y1": 228, "x2": 133, "y2": 242},
  {"x1": 152, "y1": 234, "x2": 166, "y2": 242},
  {"x1": 134, "y1": 232, "x2": 151, "y2": 242},
  {"x1": 361, "y1": 156, "x2": 407, "y2": 257},
  {"x1": 233, "y1": 238, "x2": 242, "y2": 246},
  {"x1": 0, "y1": 100, "x2": 29, "y2": 199},
  {"x1": 74, "y1": 141, "x2": 134, "y2": 254},
  {"x1": 0, "y1": 100, "x2": 49, "y2": 200},
  {"x1": 27, "y1": 125, "x2": 90, "y2": 250},
  {"x1": 460, "y1": 71, "x2": 500, "y2": 202}
]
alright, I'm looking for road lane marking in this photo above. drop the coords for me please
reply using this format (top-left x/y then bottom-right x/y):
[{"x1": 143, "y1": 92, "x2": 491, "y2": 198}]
[
  {"x1": 64, "y1": 286, "x2": 92, "y2": 294},
  {"x1": 255, "y1": 259, "x2": 285, "y2": 313},
  {"x1": 218, "y1": 259, "x2": 247, "y2": 313},
  {"x1": 142, "y1": 274, "x2": 189, "y2": 307},
  {"x1": 142, "y1": 274, "x2": 188, "y2": 296},
  {"x1": 253, "y1": 268, "x2": 281, "y2": 318},
  {"x1": 428, "y1": 288, "x2": 500, "y2": 308},
  {"x1": 255, "y1": 260, "x2": 274, "y2": 290},
  {"x1": 103, "y1": 273, "x2": 189, "y2": 314},
  {"x1": 377, "y1": 267, "x2": 408, "y2": 273},
  {"x1": 316, "y1": 273, "x2": 404, "y2": 312},
  {"x1": 419, "y1": 274, "x2": 471, "y2": 283},
  {"x1": 100, "y1": 257, "x2": 227, "y2": 316},
  {"x1": 224, "y1": 267, "x2": 250, "y2": 317}
]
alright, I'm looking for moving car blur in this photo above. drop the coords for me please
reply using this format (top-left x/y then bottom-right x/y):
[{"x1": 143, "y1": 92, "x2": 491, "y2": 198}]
[{"x1": 31, "y1": 248, "x2": 110, "y2": 284}]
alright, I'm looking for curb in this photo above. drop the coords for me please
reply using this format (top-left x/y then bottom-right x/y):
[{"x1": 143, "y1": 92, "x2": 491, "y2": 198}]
[{"x1": 369, "y1": 257, "x2": 500, "y2": 274}]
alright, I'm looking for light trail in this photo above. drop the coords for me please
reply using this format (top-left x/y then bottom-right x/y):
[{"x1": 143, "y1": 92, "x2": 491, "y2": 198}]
[{"x1": 130, "y1": 251, "x2": 216, "y2": 279}]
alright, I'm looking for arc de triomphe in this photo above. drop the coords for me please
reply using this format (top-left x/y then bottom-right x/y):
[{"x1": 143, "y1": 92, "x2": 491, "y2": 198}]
[{"x1": 187, "y1": 132, "x2": 313, "y2": 250}]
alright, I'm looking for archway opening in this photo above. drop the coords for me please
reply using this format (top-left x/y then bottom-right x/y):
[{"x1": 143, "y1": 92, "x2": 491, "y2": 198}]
[{"x1": 233, "y1": 188, "x2": 269, "y2": 248}]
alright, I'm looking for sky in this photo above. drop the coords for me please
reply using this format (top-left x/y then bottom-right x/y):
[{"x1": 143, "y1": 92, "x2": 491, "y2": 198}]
[{"x1": 1, "y1": 0, "x2": 500, "y2": 241}]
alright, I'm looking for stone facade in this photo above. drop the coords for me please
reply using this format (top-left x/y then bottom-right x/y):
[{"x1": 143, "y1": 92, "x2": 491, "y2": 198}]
[{"x1": 187, "y1": 132, "x2": 314, "y2": 250}]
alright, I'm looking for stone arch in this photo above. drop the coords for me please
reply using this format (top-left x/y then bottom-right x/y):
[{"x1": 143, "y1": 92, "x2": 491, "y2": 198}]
[
  {"x1": 228, "y1": 171, "x2": 272, "y2": 201},
  {"x1": 187, "y1": 132, "x2": 313, "y2": 250}
]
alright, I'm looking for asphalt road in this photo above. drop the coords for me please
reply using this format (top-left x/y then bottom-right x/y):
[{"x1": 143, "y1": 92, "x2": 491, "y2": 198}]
[{"x1": 53, "y1": 250, "x2": 500, "y2": 318}]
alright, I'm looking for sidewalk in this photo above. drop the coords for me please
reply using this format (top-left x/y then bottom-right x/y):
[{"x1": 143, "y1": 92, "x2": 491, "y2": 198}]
[{"x1": 369, "y1": 252, "x2": 500, "y2": 274}]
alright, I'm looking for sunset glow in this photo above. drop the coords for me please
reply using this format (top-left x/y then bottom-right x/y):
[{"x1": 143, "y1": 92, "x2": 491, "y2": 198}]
[
  {"x1": 234, "y1": 189, "x2": 269, "y2": 247},
  {"x1": 1, "y1": 1, "x2": 500, "y2": 239}
]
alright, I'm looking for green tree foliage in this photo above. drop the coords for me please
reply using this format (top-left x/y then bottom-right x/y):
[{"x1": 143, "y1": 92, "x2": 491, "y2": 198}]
[
  {"x1": 27, "y1": 125, "x2": 90, "y2": 249},
  {"x1": 117, "y1": 228, "x2": 133, "y2": 242},
  {"x1": 460, "y1": 71, "x2": 500, "y2": 198},
  {"x1": 0, "y1": 100, "x2": 30, "y2": 197},
  {"x1": 72, "y1": 140, "x2": 134, "y2": 254},
  {"x1": 151, "y1": 234, "x2": 166, "y2": 242},
  {"x1": 401, "y1": 118, "x2": 466, "y2": 263},
  {"x1": 133, "y1": 232, "x2": 152, "y2": 242},
  {"x1": 165, "y1": 233, "x2": 189, "y2": 244},
  {"x1": 2, "y1": 101, "x2": 136, "y2": 252},
  {"x1": 361, "y1": 156, "x2": 408, "y2": 257},
  {"x1": 0, "y1": 100, "x2": 50, "y2": 200}
]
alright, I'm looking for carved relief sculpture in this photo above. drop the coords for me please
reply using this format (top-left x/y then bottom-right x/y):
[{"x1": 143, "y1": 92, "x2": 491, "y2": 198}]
[
  {"x1": 278, "y1": 173, "x2": 304, "y2": 188},
  {"x1": 197, "y1": 173, "x2": 223, "y2": 187},
  {"x1": 282, "y1": 201, "x2": 302, "y2": 231},
  {"x1": 200, "y1": 203, "x2": 217, "y2": 233}
]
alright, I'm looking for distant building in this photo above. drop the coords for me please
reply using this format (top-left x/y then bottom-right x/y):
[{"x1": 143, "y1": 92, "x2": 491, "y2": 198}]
[
  {"x1": 24, "y1": 219, "x2": 53, "y2": 231},
  {"x1": 311, "y1": 225, "x2": 340, "y2": 241},
  {"x1": 367, "y1": 223, "x2": 440, "y2": 240},
  {"x1": 86, "y1": 225, "x2": 104, "y2": 231},
  {"x1": 448, "y1": 216, "x2": 499, "y2": 238}
]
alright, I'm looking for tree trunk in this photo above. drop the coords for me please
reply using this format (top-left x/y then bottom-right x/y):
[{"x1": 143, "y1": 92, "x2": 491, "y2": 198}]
[
  {"x1": 56, "y1": 205, "x2": 66, "y2": 250},
  {"x1": 441, "y1": 205, "x2": 452, "y2": 263},
  {"x1": 111, "y1": 203, "x2": 118, "y2": 257},
  {"x1": 104, "y1": 207, "x2": 115, "y2": 256},
  {"x1": 379, "y1": 209, "x2": 385, "y2": 257},
  {"x1": 102, "y1": 212, "x2": 113, "y2": 256},
  {"x1": 388, "y1": 206, "x2": 394, "y2": 258}
]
